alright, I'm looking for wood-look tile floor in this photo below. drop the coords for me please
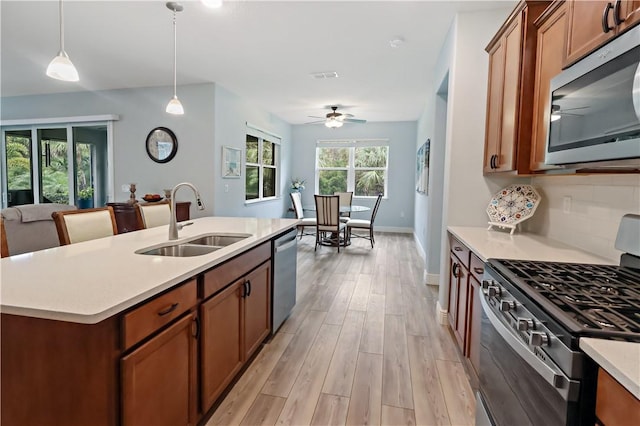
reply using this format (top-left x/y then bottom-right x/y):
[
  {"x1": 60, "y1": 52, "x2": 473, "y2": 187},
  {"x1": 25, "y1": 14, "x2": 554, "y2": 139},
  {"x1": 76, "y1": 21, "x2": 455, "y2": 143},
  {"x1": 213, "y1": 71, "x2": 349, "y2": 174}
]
[{"x1": 207, "y1": 233, "x2": 475, "y2": 426}]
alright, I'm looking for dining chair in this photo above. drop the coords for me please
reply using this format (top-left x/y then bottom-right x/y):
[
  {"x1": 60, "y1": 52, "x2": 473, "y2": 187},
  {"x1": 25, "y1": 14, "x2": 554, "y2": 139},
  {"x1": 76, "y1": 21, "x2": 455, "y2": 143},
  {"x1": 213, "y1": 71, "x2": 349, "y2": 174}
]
[
  {"x1": 1, "y1": 218, "x2": 9, "y2": 258},
  {"x1": 334, "y1": 191, "x2": 353, "y2": 223},
  {"x1": 290, "y1": 192, "x2": 316, "y2": 239},
  {"x1": 314, "y1": 194, "x2": 347, "y2": 252},
  {"x1": 346, "y1": 193, "x2": 383, "y2": 248},
  {"x1": 52, "y1": 206, "x2": 118, "y2": 245},
  {"x1": 134, "y1": 201, "x2": 171, "y2": 229}
]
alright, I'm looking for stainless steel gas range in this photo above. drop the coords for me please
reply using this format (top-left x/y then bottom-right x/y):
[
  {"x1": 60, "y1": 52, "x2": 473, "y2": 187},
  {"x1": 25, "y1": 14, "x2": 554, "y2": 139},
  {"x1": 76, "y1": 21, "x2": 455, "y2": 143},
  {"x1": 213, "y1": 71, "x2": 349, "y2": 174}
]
[{"x1": 476, "y1": 215, "x2": 640, "y2": 426}]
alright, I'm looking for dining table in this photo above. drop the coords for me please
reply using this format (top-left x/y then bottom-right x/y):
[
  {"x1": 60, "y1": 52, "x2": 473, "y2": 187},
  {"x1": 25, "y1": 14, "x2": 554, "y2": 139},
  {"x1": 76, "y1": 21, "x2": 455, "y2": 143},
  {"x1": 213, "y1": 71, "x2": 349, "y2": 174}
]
[{"x1": 302, "y1": 204, "x2": 371, "y2": 247}]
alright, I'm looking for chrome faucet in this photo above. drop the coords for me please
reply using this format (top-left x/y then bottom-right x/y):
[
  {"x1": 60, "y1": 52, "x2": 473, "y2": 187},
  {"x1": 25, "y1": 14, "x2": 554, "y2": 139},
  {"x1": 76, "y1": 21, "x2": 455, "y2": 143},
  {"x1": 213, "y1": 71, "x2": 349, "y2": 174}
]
[{"x1": 169, "y1": 182, "x2": 205, "y2": 240}]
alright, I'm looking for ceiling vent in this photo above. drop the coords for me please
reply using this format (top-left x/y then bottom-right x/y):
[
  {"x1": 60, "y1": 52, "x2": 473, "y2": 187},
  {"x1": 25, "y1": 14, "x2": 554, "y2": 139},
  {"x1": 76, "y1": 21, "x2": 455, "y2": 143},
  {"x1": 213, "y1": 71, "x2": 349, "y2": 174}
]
[{"x1": 310, "y1": 71, "x2": 339, "y2": 80}]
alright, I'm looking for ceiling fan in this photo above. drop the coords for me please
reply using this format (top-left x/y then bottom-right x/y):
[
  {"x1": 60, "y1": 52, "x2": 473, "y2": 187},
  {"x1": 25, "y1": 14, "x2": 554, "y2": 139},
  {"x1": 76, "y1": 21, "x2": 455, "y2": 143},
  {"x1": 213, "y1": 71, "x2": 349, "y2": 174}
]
[{"x1": 306, "y1": 106, "x2": 367, "y2": 128}]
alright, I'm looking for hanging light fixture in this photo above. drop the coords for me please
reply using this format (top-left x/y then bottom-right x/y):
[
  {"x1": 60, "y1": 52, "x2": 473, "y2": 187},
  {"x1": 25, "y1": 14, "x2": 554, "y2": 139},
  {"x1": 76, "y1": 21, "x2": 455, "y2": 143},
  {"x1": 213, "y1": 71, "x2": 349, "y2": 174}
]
[
  {"x1": 166, "y1": 2, "x2": 184, "y2": 115},
  {"x1": 201, "y1": 0, "x2": 223, "y2": 8},
  {"x1": 325, "y1": 117, "x2": 343, "y2": 128},
  {"x1": 46, "y1": 0, "x2": 79, "y2": 82}
]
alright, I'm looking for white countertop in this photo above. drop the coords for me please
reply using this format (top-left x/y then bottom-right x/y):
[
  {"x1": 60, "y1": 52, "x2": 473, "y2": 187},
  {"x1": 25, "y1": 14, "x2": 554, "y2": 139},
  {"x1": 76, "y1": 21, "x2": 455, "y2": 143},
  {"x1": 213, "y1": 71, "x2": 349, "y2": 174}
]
[
  {"x1": 447, "y1": 226, "x2": 614, "y2": 264},
  {"x1": 0, "y1": 217, "x2": 299, "y2": 324},
  {"x1": 580, "y1": 338, "x2": 640, "y2": 399}
]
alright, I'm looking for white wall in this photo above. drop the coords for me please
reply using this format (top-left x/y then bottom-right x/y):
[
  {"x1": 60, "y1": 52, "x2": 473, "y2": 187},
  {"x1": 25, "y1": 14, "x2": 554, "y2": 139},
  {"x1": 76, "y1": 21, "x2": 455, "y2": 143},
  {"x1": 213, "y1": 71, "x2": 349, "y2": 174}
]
[
  {"x1": 291, "y1": 122, "x2": 417, "y2": 230},
  {"x1": 527, "y1": 174, "x2": 640, "y2": 263},
  {"x1": 212, "y1": 85, "x2": 292, "y2": 218}
]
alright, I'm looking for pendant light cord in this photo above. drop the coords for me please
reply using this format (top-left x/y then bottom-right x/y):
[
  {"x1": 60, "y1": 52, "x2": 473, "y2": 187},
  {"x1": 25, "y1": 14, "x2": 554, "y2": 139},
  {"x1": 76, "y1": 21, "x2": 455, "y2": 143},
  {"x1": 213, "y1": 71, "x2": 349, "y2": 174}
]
[
  {"x1": 59, "y1": 0, "x2": 65, "y2": 52},
  {"x1": 172, "y1": 8, "x2": 177, "y2": 98}
]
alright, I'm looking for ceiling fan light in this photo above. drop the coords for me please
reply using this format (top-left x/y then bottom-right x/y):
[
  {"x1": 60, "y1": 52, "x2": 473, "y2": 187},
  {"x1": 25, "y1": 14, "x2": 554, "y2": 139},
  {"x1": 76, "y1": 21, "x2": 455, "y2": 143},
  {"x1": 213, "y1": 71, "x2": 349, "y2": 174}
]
[
  {"x1": 166, "y1": 96, "x2": 184, "y2": 115},
  {"x1": 325, "y1": 118, "x2": 343, "y2": 128},
  {"x1": 46, "y1": 51, "x2": 79, "y2": 82},
  {"x1": 201, "y1": 0, "x2": 223, "y2": 8}
]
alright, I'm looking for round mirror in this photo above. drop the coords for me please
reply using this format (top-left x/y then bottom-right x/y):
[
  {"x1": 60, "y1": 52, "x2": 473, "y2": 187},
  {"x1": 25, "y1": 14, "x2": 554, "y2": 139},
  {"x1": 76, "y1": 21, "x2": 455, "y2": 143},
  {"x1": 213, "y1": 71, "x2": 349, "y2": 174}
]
[{"x1": 146, "y1": 127, "x2": 178, "y2": 163}]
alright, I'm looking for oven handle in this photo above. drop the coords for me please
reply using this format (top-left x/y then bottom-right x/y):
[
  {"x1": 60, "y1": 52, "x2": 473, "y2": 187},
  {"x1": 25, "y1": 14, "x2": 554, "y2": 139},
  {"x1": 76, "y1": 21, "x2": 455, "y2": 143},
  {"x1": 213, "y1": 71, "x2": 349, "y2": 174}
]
[{"x1": 480, "y1": 294, "x2": 580, "y2": 402}]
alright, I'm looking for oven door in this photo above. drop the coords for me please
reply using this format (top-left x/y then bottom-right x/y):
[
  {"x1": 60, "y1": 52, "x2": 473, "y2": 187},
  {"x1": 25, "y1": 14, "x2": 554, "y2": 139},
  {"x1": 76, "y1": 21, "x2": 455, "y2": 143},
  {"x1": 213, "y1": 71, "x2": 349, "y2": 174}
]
[{"x1": 477, "y1": 294, "x2": 579, "y2": 426}]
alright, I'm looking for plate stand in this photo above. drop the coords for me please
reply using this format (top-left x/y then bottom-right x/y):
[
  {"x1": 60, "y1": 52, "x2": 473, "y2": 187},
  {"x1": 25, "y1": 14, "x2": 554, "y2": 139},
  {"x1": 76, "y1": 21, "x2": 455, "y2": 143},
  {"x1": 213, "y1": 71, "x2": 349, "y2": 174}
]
[{"x1": 487, "y1": 222, "x2": 517, "y2": 235}]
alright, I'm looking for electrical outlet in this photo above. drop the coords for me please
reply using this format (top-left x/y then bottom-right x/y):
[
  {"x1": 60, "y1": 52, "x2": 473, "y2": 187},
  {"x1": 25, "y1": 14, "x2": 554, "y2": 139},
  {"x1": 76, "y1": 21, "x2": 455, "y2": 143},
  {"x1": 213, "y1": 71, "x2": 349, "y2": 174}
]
[
  {"x1": 563, "y1": 196, "x2": 572, "y2": 214},
  {"x1": 224, "y1": 184, "x2": 229, "y2": 193},
  {"x1": 121, "y1": 184, "x2": 129, "y2": 193},
  {"x1": 400, "y1": 211, "x2": 405, "y2": 218}
]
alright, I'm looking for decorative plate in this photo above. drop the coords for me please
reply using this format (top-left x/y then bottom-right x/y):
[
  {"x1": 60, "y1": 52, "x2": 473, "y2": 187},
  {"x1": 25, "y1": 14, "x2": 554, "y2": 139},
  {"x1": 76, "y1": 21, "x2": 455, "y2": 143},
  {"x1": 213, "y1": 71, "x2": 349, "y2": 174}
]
[{"x1": 487, "y1": 184, "x2": 541, "y2": 226}]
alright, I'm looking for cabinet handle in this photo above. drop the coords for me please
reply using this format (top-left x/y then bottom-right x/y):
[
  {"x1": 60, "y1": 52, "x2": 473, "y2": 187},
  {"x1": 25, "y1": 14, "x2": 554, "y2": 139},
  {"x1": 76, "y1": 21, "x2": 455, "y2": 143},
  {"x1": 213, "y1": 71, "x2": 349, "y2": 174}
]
[
  {"x1": 192, "y1": 316, "x2": 200, "y2": 339},
  {"x1": 246, "y1": 280, "x2": 252, "y2": 297},
  {"x1": 454, "y1": 246, "x2": 463, "y2": 252},
  {"x1": 241, "y1": 281, "x2": 248, "y2": 298},
  {"x1": 613, "y1": 0, "x2": 625, "y2": 25},
  {"x1": 489, "y1": 155, "x2": 494, "y2": 169},
  {"x1": 602, "y1": 3, "x2": 614, "y2": 33},
  {"x1": 474, "y1": 267, "x2": 484, "y2": 274},
  {"x1": 452, "y1": 262, "x2": 460, "y2": 278},
  {"x1": 157, "y1": 302, "x2": 179, "y2": 316},
  {"x1": 491, "y1": 155, "x2": 496, "y2": 169}
]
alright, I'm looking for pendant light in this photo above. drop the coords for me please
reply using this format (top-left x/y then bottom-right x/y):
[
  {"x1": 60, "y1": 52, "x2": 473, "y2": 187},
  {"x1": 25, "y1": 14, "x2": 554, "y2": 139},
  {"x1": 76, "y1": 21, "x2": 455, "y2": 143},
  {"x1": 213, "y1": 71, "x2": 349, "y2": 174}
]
[
  {"x1": 201, "y1": 0, "x2": 223, "y2": 8},
  {"x1": 46, "y1": 0, "x2": 79, "y2": 82},
  {"x1": 166, "y1": 2, "x2": 184, "y2": 115}
]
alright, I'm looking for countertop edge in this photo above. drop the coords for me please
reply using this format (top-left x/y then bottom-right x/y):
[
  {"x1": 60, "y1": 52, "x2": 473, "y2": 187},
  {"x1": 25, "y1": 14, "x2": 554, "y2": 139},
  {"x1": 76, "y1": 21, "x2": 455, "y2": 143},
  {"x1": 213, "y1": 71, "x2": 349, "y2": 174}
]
[{"x1": 580, "y1": 338, "x2": 640, "y2": 399}]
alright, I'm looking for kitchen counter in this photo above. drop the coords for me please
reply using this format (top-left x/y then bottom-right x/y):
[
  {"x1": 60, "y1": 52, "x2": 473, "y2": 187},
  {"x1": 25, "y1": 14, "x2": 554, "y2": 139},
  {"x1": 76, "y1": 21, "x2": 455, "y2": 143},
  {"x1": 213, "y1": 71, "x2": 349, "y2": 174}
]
[
  {"x1": 580, "y1": 338, "x2": 640, "y2": 399},
  {"x1": 448, "y1": 226, "x2": 613, "y2": 264},
  {"x1": 0, "y1": 216, "x2": 299, "y2": 324}
]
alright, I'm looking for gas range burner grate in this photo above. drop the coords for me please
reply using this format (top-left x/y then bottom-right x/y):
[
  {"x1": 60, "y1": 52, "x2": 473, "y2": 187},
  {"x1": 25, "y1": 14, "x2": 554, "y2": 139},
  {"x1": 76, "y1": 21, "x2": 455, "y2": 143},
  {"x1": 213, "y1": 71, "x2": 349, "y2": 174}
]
[{"x1": 494, "y1": 260, "x2": 640, "y2": 335}]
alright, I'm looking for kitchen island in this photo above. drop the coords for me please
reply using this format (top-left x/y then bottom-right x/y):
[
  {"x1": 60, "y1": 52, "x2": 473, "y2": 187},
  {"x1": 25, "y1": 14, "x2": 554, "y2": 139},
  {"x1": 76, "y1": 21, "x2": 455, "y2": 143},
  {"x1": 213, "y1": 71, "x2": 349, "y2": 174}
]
[{"x1": 1, "y1": 216, "x2": 299, "y2": 426}]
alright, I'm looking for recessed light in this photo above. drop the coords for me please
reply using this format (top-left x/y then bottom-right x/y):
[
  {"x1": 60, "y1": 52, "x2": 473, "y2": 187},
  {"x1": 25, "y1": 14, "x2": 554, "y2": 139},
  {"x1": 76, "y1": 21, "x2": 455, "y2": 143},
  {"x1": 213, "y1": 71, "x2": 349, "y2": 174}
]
[
  {"x1": 389, "y1": 37, "x2": 405, "y2": 48},
  {"x1": 310, "y1": 71, "x2": 339, "y2": 80}
]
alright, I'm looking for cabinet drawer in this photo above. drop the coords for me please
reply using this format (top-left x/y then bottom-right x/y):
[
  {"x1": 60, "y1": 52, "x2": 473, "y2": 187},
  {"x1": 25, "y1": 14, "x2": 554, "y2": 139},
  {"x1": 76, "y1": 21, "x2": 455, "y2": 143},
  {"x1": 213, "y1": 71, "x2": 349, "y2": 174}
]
[
  {"x1": 203, "y1": 242, "x2": 271, "y2": 299},
  {"x1": 122, "y1": 279, "x2": 197, "y2": 350},
  {"x1": 448, "y1": 233, "x2": 470, "y2": 266},
  {"x1": 470, "y1": 253, "x2": 485, "y2": 282}
]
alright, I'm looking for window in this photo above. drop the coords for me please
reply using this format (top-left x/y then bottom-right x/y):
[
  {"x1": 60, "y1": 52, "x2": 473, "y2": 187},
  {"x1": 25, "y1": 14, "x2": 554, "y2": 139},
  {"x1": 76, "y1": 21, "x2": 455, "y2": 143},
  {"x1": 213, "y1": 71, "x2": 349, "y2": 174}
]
[
  {"x1": 316, "y1": 140, "x2": 389, "y2": 197},
  {"x1": 245, "y1": 130, "x2": 280, "y2": 201}
]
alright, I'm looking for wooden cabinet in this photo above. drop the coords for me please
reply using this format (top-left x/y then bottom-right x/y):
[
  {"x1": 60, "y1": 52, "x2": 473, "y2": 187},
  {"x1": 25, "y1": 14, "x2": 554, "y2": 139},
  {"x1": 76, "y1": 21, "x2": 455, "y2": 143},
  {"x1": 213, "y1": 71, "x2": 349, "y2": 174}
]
[
  {"x1": 531, "y1": 1, "x2": 568, "y2": 171},
  {"x1": 107, "y1": 201, "x2": 191, "y2": 233},
  {"x1": 121, "y1": 311, "x2": 198, "y2": 426},
  {"x1": 595, "y1": 368, "x2": 640, "y2": 425},
  {"x1": 565, "y1": 0, "x2": 640, "y2": 67},
  {"x1": 447, "y1": 233, "x2": 485, "y2": 375},
  {"x1": 484, "y1": 1, "x2": 551, "y2": 174},
  {"x1": 200, "y1": 244, "x2": 271, "y2": 414}
]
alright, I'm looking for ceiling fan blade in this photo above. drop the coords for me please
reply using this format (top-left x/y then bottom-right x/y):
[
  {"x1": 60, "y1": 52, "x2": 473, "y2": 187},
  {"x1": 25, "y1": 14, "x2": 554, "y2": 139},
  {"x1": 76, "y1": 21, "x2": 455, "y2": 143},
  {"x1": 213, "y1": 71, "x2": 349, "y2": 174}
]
[
  {"x1": 342, "y1": 118, "x2": 367, "y2": 124},
  {"x1": 303, "y1": 120, "x2": 325, "y2": 125},
  {"x1": 308, "y1": 115, "x2": 325, "y2": 119}
]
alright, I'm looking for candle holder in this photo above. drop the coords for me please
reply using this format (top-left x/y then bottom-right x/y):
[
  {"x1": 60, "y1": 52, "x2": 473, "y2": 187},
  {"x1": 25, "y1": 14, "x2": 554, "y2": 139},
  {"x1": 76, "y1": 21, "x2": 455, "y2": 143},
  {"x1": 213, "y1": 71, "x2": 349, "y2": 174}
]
[{"x1": 128, "y1": 183, "x2": 137, "y2": 204}]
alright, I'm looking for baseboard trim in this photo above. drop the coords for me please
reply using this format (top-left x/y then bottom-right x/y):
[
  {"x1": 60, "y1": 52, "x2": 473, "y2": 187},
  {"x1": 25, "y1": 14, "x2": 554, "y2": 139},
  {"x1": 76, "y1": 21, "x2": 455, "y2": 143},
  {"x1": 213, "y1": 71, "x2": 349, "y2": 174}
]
[
  {"x1": 436, "y1": 300, "x2": 448, "y2": 325},
  {"x1": 374, "y1": 226, "x2": 413, "y2": 233},
  {"x1": 426, "y1": 273, "x2": 439, "y2": 285}
]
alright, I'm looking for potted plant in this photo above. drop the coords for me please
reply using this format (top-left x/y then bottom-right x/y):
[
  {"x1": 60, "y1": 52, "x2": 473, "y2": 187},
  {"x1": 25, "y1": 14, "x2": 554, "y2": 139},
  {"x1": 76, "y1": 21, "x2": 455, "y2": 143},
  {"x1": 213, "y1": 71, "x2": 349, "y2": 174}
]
[
  {"x1": 290, "y1": 178, "x2": 306, "y2": 193},
  {"x1": 77, "y1": 187, "x2": 94, "y2": 209}
]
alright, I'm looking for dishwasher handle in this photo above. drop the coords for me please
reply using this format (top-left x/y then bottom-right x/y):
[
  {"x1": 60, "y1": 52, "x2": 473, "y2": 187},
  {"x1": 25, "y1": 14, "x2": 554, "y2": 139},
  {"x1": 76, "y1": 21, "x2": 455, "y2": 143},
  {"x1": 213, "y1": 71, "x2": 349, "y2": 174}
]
[{"x1": 275, "y1": 234, "x2": 297, "y2": 253}]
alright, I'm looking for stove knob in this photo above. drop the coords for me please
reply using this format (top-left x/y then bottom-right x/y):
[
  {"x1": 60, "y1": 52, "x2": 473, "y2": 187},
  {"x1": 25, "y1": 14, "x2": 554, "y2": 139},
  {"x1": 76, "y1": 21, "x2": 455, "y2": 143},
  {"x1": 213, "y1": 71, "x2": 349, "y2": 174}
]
[
  {"x1": 517, "y1": 318, "x2": 534, "y2": 331},
  {"x1": 488, "y1": 286, "x2": 502, "y2": 297},
  {"x1": 481, "y1": 280, "x2": 492, "y2": 289},
  {"x1": 529, "y1": 332, "x2": 549, "y2": 347},
  {"x1": 499, "y1": 300, "x2": 516, "y2": 312}
]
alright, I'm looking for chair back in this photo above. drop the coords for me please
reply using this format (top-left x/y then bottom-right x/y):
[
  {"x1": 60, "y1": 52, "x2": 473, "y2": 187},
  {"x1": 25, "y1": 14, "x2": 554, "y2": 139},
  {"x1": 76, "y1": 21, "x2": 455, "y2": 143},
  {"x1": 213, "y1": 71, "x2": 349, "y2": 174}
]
[
  {"x1": 1, "y1": 218, "x2": 8, "y2": 258},
  {"x1": 315, "y1": 195, "x2": 340, "y2": 228},
  {"x1": 370, "y1": 193, "x2": 383, "y2": 224},
  {"x1": 290, "y1": 192, "x2": 305, "y2": 219},
  {"x1": 1, "y1": 203, "x2": 77, "y2": 255},
  {"x1": 52, "y1": 206, "x2": 118, "y2": 245},
  {"x1": 135, "y1": 202, "x2": 171, "y2": 229},
  {"x1": 334, "y1": 191, "x2": 353, "y2": 209}
]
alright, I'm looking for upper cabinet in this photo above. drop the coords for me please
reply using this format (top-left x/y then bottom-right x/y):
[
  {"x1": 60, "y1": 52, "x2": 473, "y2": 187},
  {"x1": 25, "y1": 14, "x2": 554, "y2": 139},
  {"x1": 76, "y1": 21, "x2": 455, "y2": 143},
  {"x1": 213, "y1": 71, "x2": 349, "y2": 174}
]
[
  {"x1": 483, "y1": 1, "x2": 551, "y2": 175},
  {"x1": 565, "y1": 0, "x2": 640, "y2": 66}
]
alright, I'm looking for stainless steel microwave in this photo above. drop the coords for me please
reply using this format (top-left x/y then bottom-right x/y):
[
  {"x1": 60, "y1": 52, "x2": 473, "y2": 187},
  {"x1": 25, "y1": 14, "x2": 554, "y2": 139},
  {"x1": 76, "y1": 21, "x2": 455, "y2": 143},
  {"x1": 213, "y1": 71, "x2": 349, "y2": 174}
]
[{"x1": 545, "y1": 24, "x2": 640, "y2": 167}]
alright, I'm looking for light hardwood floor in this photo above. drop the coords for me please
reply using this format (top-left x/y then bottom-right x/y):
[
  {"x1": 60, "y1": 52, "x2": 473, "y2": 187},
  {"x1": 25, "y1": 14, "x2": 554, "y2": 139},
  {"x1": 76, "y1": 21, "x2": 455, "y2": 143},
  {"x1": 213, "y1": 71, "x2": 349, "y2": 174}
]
[{"x1": 207, "y1": 233, "x2": 475, "y2": 426}]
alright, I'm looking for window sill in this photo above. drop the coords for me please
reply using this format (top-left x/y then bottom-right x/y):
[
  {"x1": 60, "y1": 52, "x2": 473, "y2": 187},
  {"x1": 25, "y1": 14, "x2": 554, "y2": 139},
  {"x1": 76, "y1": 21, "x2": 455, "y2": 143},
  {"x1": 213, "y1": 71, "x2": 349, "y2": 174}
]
[{"x1": 244, "y1": 197, "x2": 281, "y2": 206}]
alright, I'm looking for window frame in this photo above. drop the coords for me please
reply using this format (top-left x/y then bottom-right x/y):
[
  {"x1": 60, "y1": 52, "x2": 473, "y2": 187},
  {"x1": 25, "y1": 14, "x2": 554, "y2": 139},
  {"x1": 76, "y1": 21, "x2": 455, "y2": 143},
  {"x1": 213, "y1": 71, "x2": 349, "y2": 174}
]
[
  {"x1": 315, "y1": 139, "x2": 389, "y2": 198},
  {"x1": 244, "y1": 129, "x2": 281, "y2": 203}
]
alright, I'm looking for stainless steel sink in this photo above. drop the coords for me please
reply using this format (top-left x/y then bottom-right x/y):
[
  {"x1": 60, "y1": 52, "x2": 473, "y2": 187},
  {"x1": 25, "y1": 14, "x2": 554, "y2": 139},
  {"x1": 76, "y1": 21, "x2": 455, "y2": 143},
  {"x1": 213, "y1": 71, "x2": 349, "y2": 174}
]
[
  {"x1": 185, "y1": 233, "x2": 251, "y2": 247},
  {"x1": 135, "y1": 233, "x2": 251, "y2": 257},
  {"x1": 136, "y1": 244, "x2": 219, "y2": 257}
]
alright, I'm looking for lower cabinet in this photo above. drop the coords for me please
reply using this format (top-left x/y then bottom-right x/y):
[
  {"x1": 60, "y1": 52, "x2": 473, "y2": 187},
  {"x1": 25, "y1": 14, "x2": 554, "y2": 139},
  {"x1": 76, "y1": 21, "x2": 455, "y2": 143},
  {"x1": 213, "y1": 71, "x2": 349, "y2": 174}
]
[
  {"x1": 200, "y1": 260, "x2": 272, "y2": 412},
  {"x1": 448, "y1": 253, "x2": 469, "y2": 349},
  {"x1": 121, "y1": 311, "x2": 198, "y2": 426},
  {"x1": 467, "y1": 275, "x2": 482, "y2": 373},
  {"x1": 595, "y1": 368, "x2": 640, "y2": 425}
]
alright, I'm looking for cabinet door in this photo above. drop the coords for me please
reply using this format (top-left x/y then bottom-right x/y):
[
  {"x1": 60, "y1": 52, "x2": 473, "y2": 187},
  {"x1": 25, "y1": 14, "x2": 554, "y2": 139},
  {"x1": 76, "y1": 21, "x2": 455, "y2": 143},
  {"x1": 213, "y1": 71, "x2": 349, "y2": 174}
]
[
  {"x1": 453, "y1": 266, "x2": 469, "y2": 350},
  {"x1": 200, "y1": 281, "x2": 244, "y2": 411},
  {"x1": 484, "y1": 39, "x2": 506, "y2": 174},
  {"x1": 448, "y1": 253, "x2": 460, "y2": 330},
  {"x1": 565, "y1": 0, "x2": 614, "y2": 66},
  {"x1": 467, "y1": 276, "x2": 482, "y2": 374},
  {"x1": 243, "y1": 261, "x2": 271, "y2": 360},
  {"x1": 531, "y1": 2, "x2": 567, "y2": 171},
  {"x1": 121, "y1": 312, "x2": 198, "y2": 426},
  {"x1": 618, "y1": 0, "x2": 640, "y2": 32}
]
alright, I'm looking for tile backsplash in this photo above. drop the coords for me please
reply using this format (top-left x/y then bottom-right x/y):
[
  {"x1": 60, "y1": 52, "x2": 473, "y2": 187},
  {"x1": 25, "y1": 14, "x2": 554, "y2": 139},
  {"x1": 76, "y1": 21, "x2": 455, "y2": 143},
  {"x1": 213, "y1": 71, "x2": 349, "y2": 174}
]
[{"x1": 526, "y1": 174, "x2": 640, "y2": 263}]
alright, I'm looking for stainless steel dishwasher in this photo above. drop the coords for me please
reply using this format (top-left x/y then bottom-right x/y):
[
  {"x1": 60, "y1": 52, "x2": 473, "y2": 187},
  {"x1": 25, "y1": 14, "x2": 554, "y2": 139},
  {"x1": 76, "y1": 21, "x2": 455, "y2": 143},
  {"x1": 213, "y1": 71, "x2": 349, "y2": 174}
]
[{"x1": 271, "y1": 228, "x2": 297, "y2": 333}]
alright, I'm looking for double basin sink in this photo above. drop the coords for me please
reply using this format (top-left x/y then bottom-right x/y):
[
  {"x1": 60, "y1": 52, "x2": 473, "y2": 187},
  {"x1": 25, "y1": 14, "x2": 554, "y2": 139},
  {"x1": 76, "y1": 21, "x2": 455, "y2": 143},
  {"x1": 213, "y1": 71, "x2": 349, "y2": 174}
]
[{"x1": 135, "y1": 233, "x2": 252, "y2": 257}]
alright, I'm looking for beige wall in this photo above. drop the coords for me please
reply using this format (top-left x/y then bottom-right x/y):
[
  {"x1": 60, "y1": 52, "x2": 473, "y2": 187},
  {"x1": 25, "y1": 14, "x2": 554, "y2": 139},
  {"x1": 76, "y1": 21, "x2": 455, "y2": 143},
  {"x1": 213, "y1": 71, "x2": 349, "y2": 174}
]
[{"x1": 527, "y1": 174, "x2": 640, "y2": 263}]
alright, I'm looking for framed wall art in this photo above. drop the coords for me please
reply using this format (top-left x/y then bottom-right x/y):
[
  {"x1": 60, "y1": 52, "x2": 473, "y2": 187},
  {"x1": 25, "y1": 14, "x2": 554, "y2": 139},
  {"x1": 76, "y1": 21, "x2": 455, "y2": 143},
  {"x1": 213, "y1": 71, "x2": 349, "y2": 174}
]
[
  {"x1": 222, "y1": 146, "x2": 241, "y2": 178},
  {"x1": 416, "y1": 138, "x2": 430, "y2": 194}
]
